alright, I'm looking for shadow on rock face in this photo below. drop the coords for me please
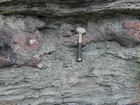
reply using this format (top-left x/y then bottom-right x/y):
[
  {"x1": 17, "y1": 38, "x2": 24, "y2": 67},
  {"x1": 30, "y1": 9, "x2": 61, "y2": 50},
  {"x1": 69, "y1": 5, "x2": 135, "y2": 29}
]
[{"x1": 0, "y1": 23, "x2": 44, "y2": 68}]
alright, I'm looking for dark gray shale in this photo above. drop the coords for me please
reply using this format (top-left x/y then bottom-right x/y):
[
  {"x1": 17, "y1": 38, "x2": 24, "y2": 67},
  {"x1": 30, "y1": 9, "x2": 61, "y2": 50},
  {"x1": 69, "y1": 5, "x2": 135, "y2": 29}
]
[{"x1": 0, "y1": 0, "x2": 140, "y2": 17}]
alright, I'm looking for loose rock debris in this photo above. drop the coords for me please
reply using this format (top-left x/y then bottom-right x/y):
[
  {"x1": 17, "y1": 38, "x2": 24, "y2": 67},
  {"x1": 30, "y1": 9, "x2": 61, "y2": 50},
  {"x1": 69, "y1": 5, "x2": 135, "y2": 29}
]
[{"x1": 0, "y1": 23, "x2": 44, "y2": 68}]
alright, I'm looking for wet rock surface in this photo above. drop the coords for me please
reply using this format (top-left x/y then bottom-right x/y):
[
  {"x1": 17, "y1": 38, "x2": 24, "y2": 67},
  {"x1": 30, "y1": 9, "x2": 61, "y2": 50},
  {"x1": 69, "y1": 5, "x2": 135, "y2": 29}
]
[{"x1": 0, "y1": 0, "x2": 140, "y2": 105}]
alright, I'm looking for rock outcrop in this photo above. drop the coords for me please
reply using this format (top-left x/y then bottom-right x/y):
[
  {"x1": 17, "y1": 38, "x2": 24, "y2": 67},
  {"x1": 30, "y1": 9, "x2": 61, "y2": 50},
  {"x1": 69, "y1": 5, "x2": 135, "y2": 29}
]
[{"x1": 0, "y1": 0, "x2": 140, "y2": 105}]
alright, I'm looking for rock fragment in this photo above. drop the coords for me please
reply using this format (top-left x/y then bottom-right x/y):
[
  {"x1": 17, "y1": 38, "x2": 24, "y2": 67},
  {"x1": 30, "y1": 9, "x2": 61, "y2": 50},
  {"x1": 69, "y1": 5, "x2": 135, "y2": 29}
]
[
  {"x1": 0, "y1": 23, "x2": 44, "y2": 68},
  {"x1": 58, "y1": 34, "x2": 90, "y2": 47}
]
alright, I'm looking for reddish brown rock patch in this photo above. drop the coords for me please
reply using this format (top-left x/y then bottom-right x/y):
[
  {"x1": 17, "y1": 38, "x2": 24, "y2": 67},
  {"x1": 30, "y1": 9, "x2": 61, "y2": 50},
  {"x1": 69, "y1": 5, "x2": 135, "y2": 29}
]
[
  {"x1": 124, "y1": 21, "x2": 140, "y2": 30},
  {"x1": 0, "y1": 23, "x2": 44, "y2": 68},
  {"x1": 0, "y1": 99, "x2": 19, "y2": 105},
  {"x1": 58, "y1": 34, "x2": 91, "y2": 47},
  {"x1": 124, "y1": 21, "x2": 140, "y2": 41}
]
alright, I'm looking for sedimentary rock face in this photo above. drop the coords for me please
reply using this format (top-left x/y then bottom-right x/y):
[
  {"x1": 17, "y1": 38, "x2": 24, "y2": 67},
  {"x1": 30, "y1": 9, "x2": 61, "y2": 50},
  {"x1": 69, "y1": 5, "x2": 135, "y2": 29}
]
[
  {"x1": 0, "y1": 23, "x2": 44, "y2": 68},
  {"x1": 58, "y1": 20, "x2": 140, "y2": 48}
]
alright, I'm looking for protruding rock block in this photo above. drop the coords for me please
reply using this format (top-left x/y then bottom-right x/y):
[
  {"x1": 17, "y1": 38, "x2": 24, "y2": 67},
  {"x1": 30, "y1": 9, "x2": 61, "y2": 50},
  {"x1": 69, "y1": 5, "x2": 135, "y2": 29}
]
[
  {"x1": 58, "y1": 20, "x2": 140, "y2": 48},
  {"x1": 124, "y1": 21, "x2": 140, "y2": 42},
  {"x1": 0, "y1": 23, "x2": 44, "y2": 68}
]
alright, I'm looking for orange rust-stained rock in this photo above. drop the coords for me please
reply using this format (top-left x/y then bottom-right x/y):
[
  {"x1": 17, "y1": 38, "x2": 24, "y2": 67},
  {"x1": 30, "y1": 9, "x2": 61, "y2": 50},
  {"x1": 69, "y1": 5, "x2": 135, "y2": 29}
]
[{"x1": 124, "y1": 21, "x2": 140, "y2": 30}]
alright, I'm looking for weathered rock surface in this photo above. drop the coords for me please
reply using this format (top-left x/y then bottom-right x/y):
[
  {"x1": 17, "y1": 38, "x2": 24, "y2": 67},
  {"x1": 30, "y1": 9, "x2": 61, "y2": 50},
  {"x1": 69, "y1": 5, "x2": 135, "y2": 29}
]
[
  {"x1": 58, "y1": 18, "x2": 140, "y2": 48},
  {"x1": 0, "y1": 16, "x2": 45, "y2": 68},
  {"x1": 0, "y1": 0, "x2": 140, "y2": 105},
  {"x1": 0, "y1": 0, "x2": 140, "y2": 17}
]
